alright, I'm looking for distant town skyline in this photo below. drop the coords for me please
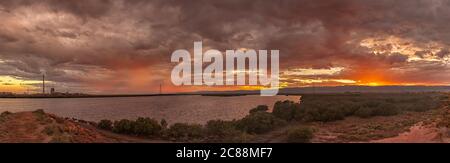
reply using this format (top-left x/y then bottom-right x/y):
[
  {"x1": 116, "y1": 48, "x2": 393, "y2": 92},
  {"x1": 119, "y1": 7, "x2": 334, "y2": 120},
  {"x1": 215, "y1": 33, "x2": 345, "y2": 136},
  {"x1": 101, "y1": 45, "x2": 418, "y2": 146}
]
[{"x1": 1, "y1": 0, "x2": 450, "y2": 94}]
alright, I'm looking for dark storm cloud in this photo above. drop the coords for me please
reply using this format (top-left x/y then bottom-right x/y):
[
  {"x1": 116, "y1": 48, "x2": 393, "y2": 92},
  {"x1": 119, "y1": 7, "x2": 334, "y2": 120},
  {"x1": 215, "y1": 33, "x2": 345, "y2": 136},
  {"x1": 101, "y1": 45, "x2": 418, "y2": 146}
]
[
  {"x1": 0, "y1": 0, "x2": 113, "y2": 18},
  {"x1": 0, "y1": 33, "x2": 18, "y2": 43},
  {"x1": 436, "y1": 49, "x2": 450, "y2": 58},
  {"x1": 1, "y1": 0, "x2": 450, "y2": 93}
]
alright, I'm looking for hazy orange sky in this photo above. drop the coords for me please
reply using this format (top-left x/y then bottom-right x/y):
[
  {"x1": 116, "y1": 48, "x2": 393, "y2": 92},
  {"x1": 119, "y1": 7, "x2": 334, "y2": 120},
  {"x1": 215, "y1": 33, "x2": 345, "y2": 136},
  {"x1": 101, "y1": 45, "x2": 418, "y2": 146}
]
[{"x1": 1, "y1": 0, "x2": 450, "y2": 94}]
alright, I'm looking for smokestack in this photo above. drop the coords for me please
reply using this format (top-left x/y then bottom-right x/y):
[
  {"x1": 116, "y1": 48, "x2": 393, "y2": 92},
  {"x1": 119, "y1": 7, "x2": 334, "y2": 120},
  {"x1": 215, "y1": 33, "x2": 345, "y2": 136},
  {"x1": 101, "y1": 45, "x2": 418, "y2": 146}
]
[{"x1": 42, "y1": 74, "x2": 45, "y2": 94}]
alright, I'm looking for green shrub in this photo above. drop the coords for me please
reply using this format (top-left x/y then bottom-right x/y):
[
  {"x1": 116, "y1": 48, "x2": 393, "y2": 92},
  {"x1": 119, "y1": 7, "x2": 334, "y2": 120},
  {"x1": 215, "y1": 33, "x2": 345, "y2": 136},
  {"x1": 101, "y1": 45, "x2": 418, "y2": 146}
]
[
  {"x1": 110, "y1": 118, "x2": 162, "y2": 136},
  {"x1": 206, "y1": 120, "x2": 239, "y2": 137},
  {"x1": 133, "y1": 117, "x2": 162, "y2": 136},
  {"x1": 406, "y1": 102, "x2": 434, "y2": 112},
  {"x1": 160, "y1": 119, "x2": 168, "y2": 129},
  {"x1": 354, "y1": 107, "x2": 375, "y2": 118},
  {"x1": 286, "y1": 126, "x2": 314, "y2": 143},
  {"x1": 319, "y1": 108, "x2": 345, "y2": 122},
  {"x1": 355, "y1": 103, "x2": 399, "y2": 118},
  {"x1": 0, "y1": 111, "x2": 12, "y2": 122},
  {"x1": 362, "y1": 101, "x2": 381, "y2": 108},
  {"x1": 1, "y1": 111, "x2": 12, "y2": 117},
  {"x1": 297, "y1": 93, "x2": 441, "y2": 121},
  {"x1": 272, "y1": 100, "x2": 300, "y2": 121},
  {"x1": 113, "y1": 119, "x2": 135, "y2": 134},
  {"x1": 249, "y1": 105, "x2": 269, "y2": 114},
  {"x1": 338, "y1": 102, "x2": 360, "y2": 116},
  {"x1": 43, "y1": 125, "x2": 63, "y2": 136},
  {"x1": 373, "y1": 103, "x2": 399, "y2": 116},
  {"x1": 33, "y1": 109, "x2": 46, "y2": 115},
  {"x1": 236, "y1": 112, "x2": 286, "y2": 134},
  {"x1": 296, "y1": 102, "x2": 345, "y2": 122},
  {"x1": 97, "y1": 119, "x2": 113, "y2": 130},
  {"x1": 167, "y1": 123, "x2": 205, "y2": 139},
  {"x1": 32, "y1": 109, "x2": 53, "y2": 124}
]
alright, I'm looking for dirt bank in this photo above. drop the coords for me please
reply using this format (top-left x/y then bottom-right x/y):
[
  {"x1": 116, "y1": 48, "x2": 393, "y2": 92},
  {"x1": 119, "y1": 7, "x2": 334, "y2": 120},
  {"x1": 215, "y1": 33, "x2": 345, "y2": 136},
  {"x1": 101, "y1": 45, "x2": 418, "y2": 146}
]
[{"x1": 0, "y1": 110, "x2": 168, "y2": 143}]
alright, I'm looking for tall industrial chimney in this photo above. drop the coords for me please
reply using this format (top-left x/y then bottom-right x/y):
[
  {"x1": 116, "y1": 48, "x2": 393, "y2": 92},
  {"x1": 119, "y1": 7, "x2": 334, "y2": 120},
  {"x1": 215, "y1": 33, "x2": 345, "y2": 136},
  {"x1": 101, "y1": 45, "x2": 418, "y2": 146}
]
[{"x1": 42, "y1": 74, "x2": 45, "y2": 94}]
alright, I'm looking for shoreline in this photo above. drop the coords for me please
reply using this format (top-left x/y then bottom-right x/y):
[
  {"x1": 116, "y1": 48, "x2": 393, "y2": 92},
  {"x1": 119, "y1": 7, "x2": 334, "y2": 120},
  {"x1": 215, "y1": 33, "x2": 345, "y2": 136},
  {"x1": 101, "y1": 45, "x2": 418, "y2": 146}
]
[
  {"x1": 0, "y1": 93, "x2": 448, "y2": 143},
  {"x1": 0, "y1": 93, "x2": 300, "y2": 99},
  {"x1": 0, "y1": 91, "x2": 438, "y2": 99}
]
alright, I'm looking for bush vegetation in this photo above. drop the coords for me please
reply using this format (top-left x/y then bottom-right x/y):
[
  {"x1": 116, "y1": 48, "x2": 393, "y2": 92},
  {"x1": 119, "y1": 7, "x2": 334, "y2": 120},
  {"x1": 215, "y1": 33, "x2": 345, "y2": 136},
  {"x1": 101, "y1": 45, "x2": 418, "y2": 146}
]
[
  {"x1": 112, "y1": 119, "x2": 135, "y2": 134},
  {"x1": 295, "y1": 93, "x2": 442, "y2": 121},
  {"x1": 272, "y1": 101, "x2": 300, "y2": 121},
  {"x1": 98, "y1": 117, "x2": 162, "y2": 137},
  {"x1": 43, "y1": 125, "x2": 63, "y2": 136},
  {"x1": 160, "y1": 119, "x2": 168, "y2": 129},
  {"x1": 32, "y1": 109, "x2": 53, "y2": 124},
  {"x1": 236, "y1": 112, "x2": 286, "y2": 134},
  {"x1": 133, "y1": 117, "x2": 162, "y2": 135},
  {"x1": 249, "y1": 105, "x2": 269, "y2": 114},
  {"x1": 205, "y1": 120, "x2": 239, "y2": 137},
  {"x1": 1, "y1": 111, "x2": 11, "y2": 117},
  {"x1": 97, "y1": 119, "x2": 113, "y2": 130},
  {"x1": 94, "y1": 93, "x2": 444, "y2": 142},
  {"x1": 0, "y1": 111, "x2": 12, "y2": 122},
  {"x1": 166, "y1": 123, "x2": 204, "y2": 140},
  {"x1": 286, "y1": 126, "x2": 314, "y2": 143}
]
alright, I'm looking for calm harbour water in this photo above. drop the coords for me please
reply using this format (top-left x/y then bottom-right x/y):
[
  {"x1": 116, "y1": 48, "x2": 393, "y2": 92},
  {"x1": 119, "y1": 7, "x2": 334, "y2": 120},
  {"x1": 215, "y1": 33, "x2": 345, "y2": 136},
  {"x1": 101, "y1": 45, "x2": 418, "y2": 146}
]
[{"x1": 0, "y1": 95, "x2": 300, "y2": 124}]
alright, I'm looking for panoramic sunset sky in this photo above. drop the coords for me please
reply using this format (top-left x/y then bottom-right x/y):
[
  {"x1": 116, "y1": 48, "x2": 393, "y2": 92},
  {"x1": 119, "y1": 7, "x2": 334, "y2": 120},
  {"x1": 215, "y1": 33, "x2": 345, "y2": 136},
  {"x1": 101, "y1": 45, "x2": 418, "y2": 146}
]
[{"x1": 1, "y1": 0, "x2": 450, "y2": 94}]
